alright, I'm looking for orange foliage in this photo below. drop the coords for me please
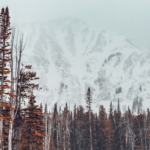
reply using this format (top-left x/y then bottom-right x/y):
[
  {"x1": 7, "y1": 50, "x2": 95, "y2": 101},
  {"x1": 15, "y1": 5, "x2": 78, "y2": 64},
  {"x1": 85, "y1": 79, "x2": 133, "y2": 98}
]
[
  {"x1": 0, "y1": 102, "x2": 15, "y2": 110},
  {"x1": 1, "y1": 85, "x2": 11, "y2": 89},
  {"x1": 3, "y1": 71, "x2": 10, "y2": 74},
  {"x1": 0, "y1": 114, "x2": 3, "y2": 120},
  {"x1": 4, "y1": 80, "x2": 11, "y2": 82},
  {"x1": 0, "y1": 135, "x2": 3, "y2": 142},
  {"x1": 31, "y1": 128, "x2": 42, "y2": 136}
]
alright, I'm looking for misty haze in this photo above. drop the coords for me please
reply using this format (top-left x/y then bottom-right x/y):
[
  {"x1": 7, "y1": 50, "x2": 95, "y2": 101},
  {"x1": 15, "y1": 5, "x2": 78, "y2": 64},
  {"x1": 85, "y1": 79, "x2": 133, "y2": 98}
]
[{"x1": 0, "y1": 1, "x2": 150, "y2": 150}]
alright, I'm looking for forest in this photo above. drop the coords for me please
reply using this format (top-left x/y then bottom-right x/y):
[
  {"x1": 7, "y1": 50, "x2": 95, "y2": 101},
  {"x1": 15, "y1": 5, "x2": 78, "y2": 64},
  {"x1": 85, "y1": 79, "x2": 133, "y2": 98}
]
[{"x1": 0, "y1": 6, "x2": 150, "y2": 150}]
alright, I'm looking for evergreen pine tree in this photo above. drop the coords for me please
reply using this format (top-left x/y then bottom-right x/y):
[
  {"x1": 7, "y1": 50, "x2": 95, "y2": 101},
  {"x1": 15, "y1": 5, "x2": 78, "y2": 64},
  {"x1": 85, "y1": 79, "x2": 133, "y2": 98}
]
[
  {"x1": 103, "y1": 119, "x2": 115, "y2": 150},
  {"x1": 76, "y1": 106, "x2": 84, "y2": 149},
  {"x1": 21, "y1": 88, "x2": 45, "y2": 150},
  {"x1": 19, "y1": 67, "x2": 45, "y2": 150},
  {"x1": 49, "y1": 132, "x2": 56, "y2": 150},
  {"x1": 98, "y1": 105, "x2": 107, "y2": 150},
  {"x1": 86, "y1": 87, "x2": 93, "y2": 150},
  {"x1": 114, "y1": 99, "x2": 122, "y2": 150}
]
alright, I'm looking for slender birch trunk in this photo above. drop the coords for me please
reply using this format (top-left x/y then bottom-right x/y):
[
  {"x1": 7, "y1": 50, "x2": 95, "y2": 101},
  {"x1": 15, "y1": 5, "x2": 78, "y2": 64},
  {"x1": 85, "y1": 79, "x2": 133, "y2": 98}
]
[{"x1": 8, "y1": 111, "x2": 14, "y2": 150}]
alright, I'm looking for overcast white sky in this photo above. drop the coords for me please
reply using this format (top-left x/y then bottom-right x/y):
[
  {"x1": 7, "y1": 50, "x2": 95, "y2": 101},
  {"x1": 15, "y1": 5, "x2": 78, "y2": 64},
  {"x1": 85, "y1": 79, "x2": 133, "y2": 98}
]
[{"x1": 1, "y1": 0, "x2": 150, "y2": 48}]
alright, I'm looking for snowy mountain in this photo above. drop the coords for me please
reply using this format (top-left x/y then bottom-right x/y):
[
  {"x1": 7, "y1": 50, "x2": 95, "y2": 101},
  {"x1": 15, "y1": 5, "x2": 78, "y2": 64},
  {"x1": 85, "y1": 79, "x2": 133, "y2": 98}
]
[{"x1": 15, "y1": 18, "x2": 150, "y2": 112}]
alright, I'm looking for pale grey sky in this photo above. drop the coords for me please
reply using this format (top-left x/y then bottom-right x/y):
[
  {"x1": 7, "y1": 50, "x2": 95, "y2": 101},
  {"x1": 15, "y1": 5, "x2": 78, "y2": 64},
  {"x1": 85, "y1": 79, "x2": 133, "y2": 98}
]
[{"x1": 1, "y1": 0, "x2": 150, "y2": 48}]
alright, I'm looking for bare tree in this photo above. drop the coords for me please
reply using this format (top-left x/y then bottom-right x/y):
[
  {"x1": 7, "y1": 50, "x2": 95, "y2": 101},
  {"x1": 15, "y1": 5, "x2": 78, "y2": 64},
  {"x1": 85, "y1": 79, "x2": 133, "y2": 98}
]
[{"x1": 8, "y1": 26, "x2": 27, "y2": 150}]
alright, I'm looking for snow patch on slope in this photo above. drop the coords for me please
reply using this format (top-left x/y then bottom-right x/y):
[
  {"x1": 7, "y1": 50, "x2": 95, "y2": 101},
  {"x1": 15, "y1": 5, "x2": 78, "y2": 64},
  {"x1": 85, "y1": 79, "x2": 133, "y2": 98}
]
[{"x1": 15, "y1": 18, "x2": 150, "y2": 113}]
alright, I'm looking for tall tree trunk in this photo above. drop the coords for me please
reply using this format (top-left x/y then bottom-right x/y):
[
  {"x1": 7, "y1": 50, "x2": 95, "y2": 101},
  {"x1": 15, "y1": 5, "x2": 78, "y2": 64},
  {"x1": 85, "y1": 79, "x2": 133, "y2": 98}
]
[
  {"x1": 47, "y1": 115, "x2": 51, "y2": 150},
  {"x1": 57, "y1": 118, "x2": 60, "y2": 150},
  {"x1": 8, "y1": 26, "x2": 15, "y2": 150},
  {"x1": 89, "y1": 106, "x2": 93, "y2": 150},
  {"x1": 44, "y1": 104, "x2": 48, "y2": 150},
  {"x1": 8, "y1": 111, "x2": 14, "y2": 150},
  {"x1": 0, "y1": 119, "x2": 3, "y2": 149}
]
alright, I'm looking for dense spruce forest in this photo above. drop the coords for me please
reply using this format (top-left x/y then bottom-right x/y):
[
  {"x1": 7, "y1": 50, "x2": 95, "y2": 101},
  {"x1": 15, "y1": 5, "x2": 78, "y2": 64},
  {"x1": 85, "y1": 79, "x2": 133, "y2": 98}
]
[{"x1": 1, "y1": 6, "x2": 150, "y2": 150}]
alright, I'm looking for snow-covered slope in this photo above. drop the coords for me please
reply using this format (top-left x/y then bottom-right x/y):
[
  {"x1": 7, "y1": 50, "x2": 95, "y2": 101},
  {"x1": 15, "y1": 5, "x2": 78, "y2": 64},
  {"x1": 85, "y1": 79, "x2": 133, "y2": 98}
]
[{"x1": 15, "y1": 18, "x2": 150, "y2": 112}]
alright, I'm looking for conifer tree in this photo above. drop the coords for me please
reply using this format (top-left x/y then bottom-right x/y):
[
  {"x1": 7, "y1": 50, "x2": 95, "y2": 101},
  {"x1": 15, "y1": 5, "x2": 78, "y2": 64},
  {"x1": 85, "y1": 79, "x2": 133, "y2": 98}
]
[
  {"x1": 60, "y1": 103, "x2": 71, "y2": 150},
  {"x1": 49, "y1": 132, "x2": 56, "y2": 150},
  {"x1": 52, "y1": 103, "x2": 60, "y2": 150},
  {"x1": 19, "y1": 66, "x2": 45, "y2": 150},
  {"x1": 133, "y1": 114, "x2": 146, "y2": 150},
  {"x1": 98, "y1": 105, "x2": 107, "y2": 150},
  {"x1": 114, "y1": 99, "x2": 122, "y2": 150},
  {"x1": 86, "y1": 87, "x2": 93, "y2": 150},
  {"x1": 91, "y1": 112, "x2": 97, "y2": 150},
  {"x1": 21, "y1": 89, "x2": 45, "y2": 150},
  {"x1": 70, "y1": 105, "x2": 78, "y2": 150},
  {"x1": 95, "y1": 114, "x2": 99, "y2": 149},
  {"x1": 83, "y1": 111, "x2": 91, "y2": 150},
  {"x1": 76, "y1": 106, "x2": 84, "y2": 149},
  {"x1": 83, "y1": 110, "x2": 97, "y2": 150},
  {"x1": 13, "y1": 65, "x2": 34, "y2": 149},
  {"x1": 103, "y1": 119, "x2": 115, "y2": 150},
  {"x1": 123, "y1": 108, "x2": 135, "y2": 150},
  {"x1": 109, "y1": 101, "x2": 114, "y2": 123}
]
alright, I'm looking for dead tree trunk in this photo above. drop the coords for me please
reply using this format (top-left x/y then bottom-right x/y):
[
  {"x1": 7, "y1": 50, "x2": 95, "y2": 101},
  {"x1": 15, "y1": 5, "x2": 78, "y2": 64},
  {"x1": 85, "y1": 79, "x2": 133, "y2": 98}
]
[{"x1": 8, "y1": 27, "x2": 27, "y2": 150}]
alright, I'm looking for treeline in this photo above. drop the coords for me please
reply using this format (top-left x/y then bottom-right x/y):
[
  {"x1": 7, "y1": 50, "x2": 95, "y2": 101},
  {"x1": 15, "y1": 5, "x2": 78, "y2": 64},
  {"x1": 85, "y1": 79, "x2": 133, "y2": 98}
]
[
  {"x1": 44, "y1": 93, "x2": 150, "y2": 150},
  {"x1": 1, "y1": 6, "x2": 150, "y2": 150}
]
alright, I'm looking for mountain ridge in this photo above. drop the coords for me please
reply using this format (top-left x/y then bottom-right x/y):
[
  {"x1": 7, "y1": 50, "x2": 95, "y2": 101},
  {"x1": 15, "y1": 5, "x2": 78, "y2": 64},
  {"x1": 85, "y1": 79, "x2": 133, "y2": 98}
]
[{"x1": 15, "y1": 18, "x2": 150, "y2": 112}]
